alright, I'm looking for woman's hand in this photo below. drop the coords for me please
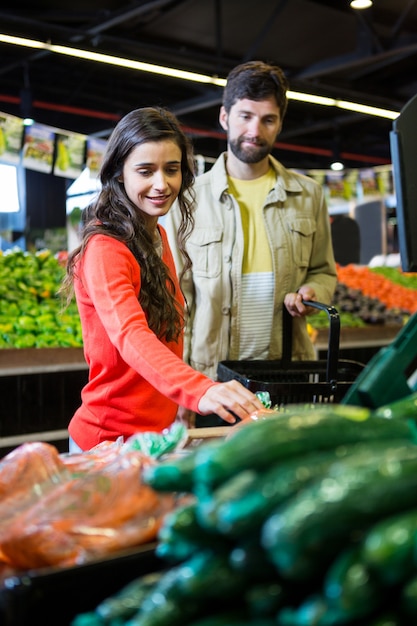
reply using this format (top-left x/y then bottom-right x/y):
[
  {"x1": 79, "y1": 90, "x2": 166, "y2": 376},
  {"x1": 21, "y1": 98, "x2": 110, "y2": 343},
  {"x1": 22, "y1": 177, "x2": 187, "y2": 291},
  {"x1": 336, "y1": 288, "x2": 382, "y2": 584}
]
[{"x1": 197, "y1": 380, "x2": 264, "y2": 424}]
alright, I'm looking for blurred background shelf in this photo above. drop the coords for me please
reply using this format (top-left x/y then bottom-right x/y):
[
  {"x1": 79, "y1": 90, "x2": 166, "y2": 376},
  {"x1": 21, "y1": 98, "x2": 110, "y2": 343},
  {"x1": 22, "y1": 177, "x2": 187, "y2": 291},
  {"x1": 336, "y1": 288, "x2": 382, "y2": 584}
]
[{"x1": 0, "y1": 347, "x2": 86, "y2": 376}]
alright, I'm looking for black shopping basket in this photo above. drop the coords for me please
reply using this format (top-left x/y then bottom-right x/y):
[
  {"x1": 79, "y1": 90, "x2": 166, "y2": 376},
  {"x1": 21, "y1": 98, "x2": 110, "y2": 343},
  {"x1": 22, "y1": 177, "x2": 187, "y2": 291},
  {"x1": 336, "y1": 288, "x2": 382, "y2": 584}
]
[{"x1": 217, "y1": 300, "x2": 365, "y2": 407}]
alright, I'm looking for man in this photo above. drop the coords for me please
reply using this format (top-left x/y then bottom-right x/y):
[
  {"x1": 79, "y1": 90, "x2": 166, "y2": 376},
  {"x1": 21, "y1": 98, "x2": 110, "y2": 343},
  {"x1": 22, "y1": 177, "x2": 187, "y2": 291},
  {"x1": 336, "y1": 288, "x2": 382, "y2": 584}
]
[{"x1": 165, "y1": 60, "x2": 337, "y2": 392}]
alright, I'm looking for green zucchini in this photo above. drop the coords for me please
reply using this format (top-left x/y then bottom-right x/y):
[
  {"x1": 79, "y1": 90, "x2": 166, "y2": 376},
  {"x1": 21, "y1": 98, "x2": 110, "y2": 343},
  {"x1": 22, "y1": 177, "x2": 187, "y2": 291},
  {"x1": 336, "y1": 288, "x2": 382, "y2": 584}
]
[
  {"x1": 400, "y1": 574, "x2": 417, "y2": 618},
  {"x1": 183, "y1": 611, "x2": 248, "y2": 626},
  {"x1": 366, "y1": 616, "x2": 401, "y2": 626},
  {"x1": 199, "y1": 442, "x2": 391, "y2": 538},
  {"x1": 124, "y1": 596, "x2": 202, "y2": 626},
  {"x1": 196, "y1": 468, "x2": 259, "y2": 533},
  {"x1": 276, "y1": 594, "x2": 356, "y2": 626},
  {"x1": 244, "y1": 580, "x2": 286, "y2": 618},
  {"x1": 127, "y1": 549, "x2": 247, "y2": 626},
  {"x1": 262, "y1": 441, "x2": 417, "y2": 582},
  {"x1": 323, "y1": 545, "x2": 381, "y2": 619},
  {"x1": 156, "y1": 500, "x2": 232, "y2": 562},
  {"x1": 192, "y1": 404, "x2": 413, "y2": 490},
  {"x1": 142, "y1": 448, "x2": 200, "y2": 493},
  {"x1": 228, "y1": 537, "x2": 277, "y2": 581},
  {"x1": 187, "y1": 614, "x2": 277, "y2": 626},
  {"x1": 361, "y1": 507, "x2": 417, "y2": 586},
  {"x1": 373, "y1": 391, "x2": 417, "y2": 421},
  {"x1": 70, "y1": 612, "x2": 104, "y2": 626},
  {"x1": 94, "y1": 571, "x2": 164, "y2": 623}
]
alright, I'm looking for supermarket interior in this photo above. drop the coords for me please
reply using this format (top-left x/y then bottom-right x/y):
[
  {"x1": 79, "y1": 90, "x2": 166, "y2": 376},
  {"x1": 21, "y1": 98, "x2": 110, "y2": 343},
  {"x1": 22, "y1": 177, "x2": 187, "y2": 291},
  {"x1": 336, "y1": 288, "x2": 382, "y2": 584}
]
[{"x1": 2, "y1": 1, "x2": 417, "y2": 624}]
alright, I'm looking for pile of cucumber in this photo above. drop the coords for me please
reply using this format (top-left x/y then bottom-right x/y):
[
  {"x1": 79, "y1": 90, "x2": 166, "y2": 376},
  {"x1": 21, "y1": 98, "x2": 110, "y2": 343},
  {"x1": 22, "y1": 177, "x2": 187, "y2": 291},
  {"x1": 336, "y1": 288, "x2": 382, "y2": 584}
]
[{"x1": 72, "y1": 397, "x2": 417, "y2": 626}]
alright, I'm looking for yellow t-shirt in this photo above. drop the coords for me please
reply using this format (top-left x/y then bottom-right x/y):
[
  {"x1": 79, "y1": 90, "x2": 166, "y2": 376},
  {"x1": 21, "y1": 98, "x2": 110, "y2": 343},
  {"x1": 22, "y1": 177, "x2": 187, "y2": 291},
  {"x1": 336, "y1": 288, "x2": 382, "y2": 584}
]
[
  {"x1": 228, "y1": 168, "x2": 276, "y2": 359},
  {"x1": 228, "y1": 169, "x2": 275, "y2": 274}
]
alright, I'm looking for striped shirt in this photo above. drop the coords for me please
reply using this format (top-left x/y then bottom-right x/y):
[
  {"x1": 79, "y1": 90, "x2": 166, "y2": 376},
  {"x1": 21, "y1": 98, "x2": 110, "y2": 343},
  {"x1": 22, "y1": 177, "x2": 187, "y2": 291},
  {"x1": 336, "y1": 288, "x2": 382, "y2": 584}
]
[{"x1": 228, "y1": 169, "x2": 276, "y2": 359}]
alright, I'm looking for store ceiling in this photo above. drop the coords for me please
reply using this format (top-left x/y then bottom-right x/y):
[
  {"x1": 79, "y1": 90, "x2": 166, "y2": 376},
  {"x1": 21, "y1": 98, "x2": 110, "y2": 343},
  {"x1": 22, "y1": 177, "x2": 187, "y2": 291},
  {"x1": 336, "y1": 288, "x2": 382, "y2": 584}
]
[{"x1": 0, "y1": 0, "x2": 417, "y2": 170}]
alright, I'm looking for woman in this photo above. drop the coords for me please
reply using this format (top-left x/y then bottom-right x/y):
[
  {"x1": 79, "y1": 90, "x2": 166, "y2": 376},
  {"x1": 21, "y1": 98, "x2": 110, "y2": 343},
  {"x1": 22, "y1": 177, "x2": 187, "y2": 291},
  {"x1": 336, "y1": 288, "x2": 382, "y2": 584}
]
[{"x1": 62, "y1": 107, "x2": 262, "y2": 451}]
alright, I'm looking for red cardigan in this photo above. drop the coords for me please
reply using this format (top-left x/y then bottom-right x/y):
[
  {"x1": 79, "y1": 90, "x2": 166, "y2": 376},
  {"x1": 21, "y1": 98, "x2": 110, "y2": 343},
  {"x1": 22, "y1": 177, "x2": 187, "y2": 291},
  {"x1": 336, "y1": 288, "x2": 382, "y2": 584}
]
[{"x1": 68, "y1": 228, "x2": 215, "y2": 450}]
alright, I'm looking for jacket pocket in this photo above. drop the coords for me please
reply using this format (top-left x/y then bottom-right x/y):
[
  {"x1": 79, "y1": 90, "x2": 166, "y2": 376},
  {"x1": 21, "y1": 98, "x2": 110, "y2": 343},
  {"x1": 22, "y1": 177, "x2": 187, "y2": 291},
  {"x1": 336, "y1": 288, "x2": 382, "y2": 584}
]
[
  {"x1": 188, "y1": 227, "x2": 223, "y2": 277},
  {"x1": 288, "y1": 218, "x2": 316, "y2": 267}
]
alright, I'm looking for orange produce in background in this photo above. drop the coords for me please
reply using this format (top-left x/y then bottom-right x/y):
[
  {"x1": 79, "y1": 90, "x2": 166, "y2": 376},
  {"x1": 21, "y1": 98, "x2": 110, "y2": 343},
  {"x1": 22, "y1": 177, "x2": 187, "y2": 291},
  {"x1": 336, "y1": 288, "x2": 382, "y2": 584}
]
[{"x1": 337, "y1": 264, "x2": 417, "y2": 315}]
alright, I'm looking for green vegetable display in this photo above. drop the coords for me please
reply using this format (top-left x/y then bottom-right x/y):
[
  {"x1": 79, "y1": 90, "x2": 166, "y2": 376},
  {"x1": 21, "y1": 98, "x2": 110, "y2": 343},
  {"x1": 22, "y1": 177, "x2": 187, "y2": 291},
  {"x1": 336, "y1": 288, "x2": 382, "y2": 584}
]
[
  {"x1": 71, "y1": 399, "x2": 417, "y2": 625},
  {"x1": 0, "y1": 247, "x2": 82, "y2": 348},
  {"x1": 262, "y1": 441, "x2": 417, "y2": 581},
  {"x1": 191, "y1": 405, "x2": 406, "y2": 490}
]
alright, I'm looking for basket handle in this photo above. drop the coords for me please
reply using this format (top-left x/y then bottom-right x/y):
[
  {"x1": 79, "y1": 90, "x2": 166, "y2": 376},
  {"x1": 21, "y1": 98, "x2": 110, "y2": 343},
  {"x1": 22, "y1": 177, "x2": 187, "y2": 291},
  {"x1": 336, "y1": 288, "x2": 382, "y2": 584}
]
[{"x1": 282, "y1": 300, "x2": 340, "y2": 382}]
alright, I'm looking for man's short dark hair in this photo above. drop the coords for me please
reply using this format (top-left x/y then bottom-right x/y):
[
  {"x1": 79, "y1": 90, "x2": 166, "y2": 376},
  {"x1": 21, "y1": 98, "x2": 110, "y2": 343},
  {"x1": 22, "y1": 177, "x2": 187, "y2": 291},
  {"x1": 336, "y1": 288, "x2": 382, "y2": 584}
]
[{"x1": 222, "y1": 60, "x2": 289, "y2": 119}]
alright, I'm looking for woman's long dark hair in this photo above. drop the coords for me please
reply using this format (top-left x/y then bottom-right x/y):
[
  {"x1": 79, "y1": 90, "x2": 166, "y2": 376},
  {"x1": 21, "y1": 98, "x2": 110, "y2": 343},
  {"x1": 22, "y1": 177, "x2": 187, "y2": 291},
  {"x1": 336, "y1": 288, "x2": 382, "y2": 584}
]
[{"x1": 61, "y1": 107, "x2": 195, "y2": 342}]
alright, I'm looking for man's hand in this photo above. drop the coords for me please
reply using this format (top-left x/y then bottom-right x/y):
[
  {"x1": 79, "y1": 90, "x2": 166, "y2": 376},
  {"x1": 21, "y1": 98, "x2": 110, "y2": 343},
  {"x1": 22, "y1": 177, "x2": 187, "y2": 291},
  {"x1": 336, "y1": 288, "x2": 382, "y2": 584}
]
[{"x1": 284, "y1": 285, "x2": 317, "y2": 317}]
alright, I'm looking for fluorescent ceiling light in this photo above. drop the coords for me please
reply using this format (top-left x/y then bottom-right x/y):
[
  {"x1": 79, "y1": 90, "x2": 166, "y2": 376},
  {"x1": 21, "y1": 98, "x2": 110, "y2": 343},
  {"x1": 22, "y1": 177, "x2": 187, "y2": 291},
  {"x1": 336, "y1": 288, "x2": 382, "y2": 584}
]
[
  {"x1": 336, "y1": 99, "x2": 397, "y2": 120},
  {"x1": 0, "y1": 33, "x2": 399, "y2": 120},
  {"x1": 287, "y1": 91, "x2": 336, "y2": 107},
  {"x1": 350, "y1": 0, "x2": 373, "y2": 9}
]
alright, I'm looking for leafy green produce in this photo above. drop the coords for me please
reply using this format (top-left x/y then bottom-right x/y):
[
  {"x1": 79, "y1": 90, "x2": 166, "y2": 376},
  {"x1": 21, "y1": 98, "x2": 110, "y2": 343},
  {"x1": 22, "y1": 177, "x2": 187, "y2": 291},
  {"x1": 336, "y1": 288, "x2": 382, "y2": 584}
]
[{"x1": 0, "y1": 247, "x2": 82, "y2": 348}]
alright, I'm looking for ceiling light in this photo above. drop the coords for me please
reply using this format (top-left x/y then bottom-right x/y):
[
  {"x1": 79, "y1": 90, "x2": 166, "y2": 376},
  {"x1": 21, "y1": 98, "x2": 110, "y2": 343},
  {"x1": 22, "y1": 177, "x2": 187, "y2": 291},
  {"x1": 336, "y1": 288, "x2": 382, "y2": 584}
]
[
  {"x1": 350, "y1": 0, "x2": 373, "y2": 9},
  {"x1": 287, "y1": 91, "x2": 336, "y2": 107},
  {"x1": 0, "y1": 33, "x2": 399, "y2": 121},
  {"x1": 335, "y1": 99, "x2": 398, "y2": 120},
  {"x1": 330, "y1": 161, "x2": 344, "y2": 171}
]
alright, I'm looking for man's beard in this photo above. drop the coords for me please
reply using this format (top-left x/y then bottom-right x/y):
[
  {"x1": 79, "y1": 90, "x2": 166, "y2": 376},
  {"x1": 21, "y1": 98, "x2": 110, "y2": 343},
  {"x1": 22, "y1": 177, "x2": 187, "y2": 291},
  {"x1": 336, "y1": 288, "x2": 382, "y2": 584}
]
[{"x1": 229, "y1": 136, "x2": 272, "y2": 163}]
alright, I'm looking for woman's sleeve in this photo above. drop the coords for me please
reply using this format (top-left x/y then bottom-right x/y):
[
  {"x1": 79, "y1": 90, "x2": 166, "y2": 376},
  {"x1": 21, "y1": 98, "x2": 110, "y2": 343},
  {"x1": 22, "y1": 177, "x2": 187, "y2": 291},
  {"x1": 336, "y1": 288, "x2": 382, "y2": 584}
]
[{"x1": 80, "y1": 236, "x2": 214, "y2": 410}]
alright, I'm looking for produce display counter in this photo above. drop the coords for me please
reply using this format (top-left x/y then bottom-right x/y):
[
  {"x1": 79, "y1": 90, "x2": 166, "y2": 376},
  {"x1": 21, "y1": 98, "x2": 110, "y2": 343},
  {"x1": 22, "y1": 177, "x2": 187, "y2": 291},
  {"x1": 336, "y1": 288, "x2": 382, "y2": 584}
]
[
  {"x1": 315, "y1": 323, "x2": 401, "y2": 366},
  {"x1": 0, "y1": 347, "x2": 87, "y2": 376},
  {"x1": 316, "y1": 323, "x2": 401, "y2": 351},
  {"x1": 0, "y1": 325, "x2": 400, "y2": 377},
  {"x1": 0, "y1": 326, "x2": 401, "y2": 456},
  {"x1": 0, "y1": 543, "x2": 163, "y2": 626},
  {"x1": 0, "y1": 348, "x2": 88, "y2": 456}
]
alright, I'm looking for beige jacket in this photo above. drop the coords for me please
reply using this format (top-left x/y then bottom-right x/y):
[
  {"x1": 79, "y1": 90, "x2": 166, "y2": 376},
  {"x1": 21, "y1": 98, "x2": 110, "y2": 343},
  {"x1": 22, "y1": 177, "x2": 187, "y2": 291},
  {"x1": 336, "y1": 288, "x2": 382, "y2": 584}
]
[{"x1": 165, "y1": 153, "x2": 337, "y2": 380}]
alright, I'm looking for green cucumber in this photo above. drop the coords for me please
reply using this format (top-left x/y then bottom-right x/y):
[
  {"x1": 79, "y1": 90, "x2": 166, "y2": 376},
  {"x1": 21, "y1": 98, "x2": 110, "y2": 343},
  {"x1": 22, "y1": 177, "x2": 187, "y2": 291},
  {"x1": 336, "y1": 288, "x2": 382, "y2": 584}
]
[
  {"x1": 183, "y1": 611, "x2": 248, "y2": 626},
  {"x1": 95, "y1": 571, "x2": 164, "y2": 623},
  {"x1": 228, "y1": 537, "x2": 277, "y2": 581},
  {"x1": 199, "y1": 442, "x2": 391, "y2": 537},
  {"x1": 186, "y1": 612, "x2": 277, "y2": 626},
  {"x1": 142, "y1": 448, "x2": 200, "y2": 493},
  {"x1": 276, "y1": 594, "x2": 357, "y2": 626},
  {"x1": 244, "y1": 580, "x2": 286, "y2": 618},
  {"x1": 373, "y1": 391, "x2": 417, "y2": 421},
  {"x1": 401, "y1": 574, "x2": 417, "y2": 618},
  {"x1": 196, "y1": 468, "x2": 259, "y2": 533},
  {"x1": 323, "y1": 545, "x2": 380, "y2": 619},
  {"x1": 156, "y1": 500, "x2": 231, "y2": 562},
  {"x1": 361, "y1": 507, "x2": 417, "y2": 586},
  {"x1": 367, "y1": 616, "x2": 401, "y2": 626},
  {"x1": 193, "y1": 404, "x2": 412, "y2": 490},
  {"x1": 71, "y1": 612, "x2": 104, "y2": 626},
  {"x1": 127, "y1": 549, "x2": 247, "y2": 626},
  {"x1": 124, "y1": 596, "x2": 202, "y2": 626},
  {"x1": 262, "y1": 441, "x2": 417, "y2": 582}
]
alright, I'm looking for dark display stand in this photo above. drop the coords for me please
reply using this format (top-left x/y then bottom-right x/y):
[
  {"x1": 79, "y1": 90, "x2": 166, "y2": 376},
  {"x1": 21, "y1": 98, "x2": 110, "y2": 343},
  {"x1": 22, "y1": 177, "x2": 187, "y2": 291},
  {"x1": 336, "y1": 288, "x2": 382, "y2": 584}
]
[
  {"x1": 390, "y1": 93, "x2": 417, "y2": 272},
  {"x1": 0, "y1": 544, "x2": 163, "y2": 626},
  {"x1": 0, "y1": 349, "x2": 87, "y2": 456}
]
